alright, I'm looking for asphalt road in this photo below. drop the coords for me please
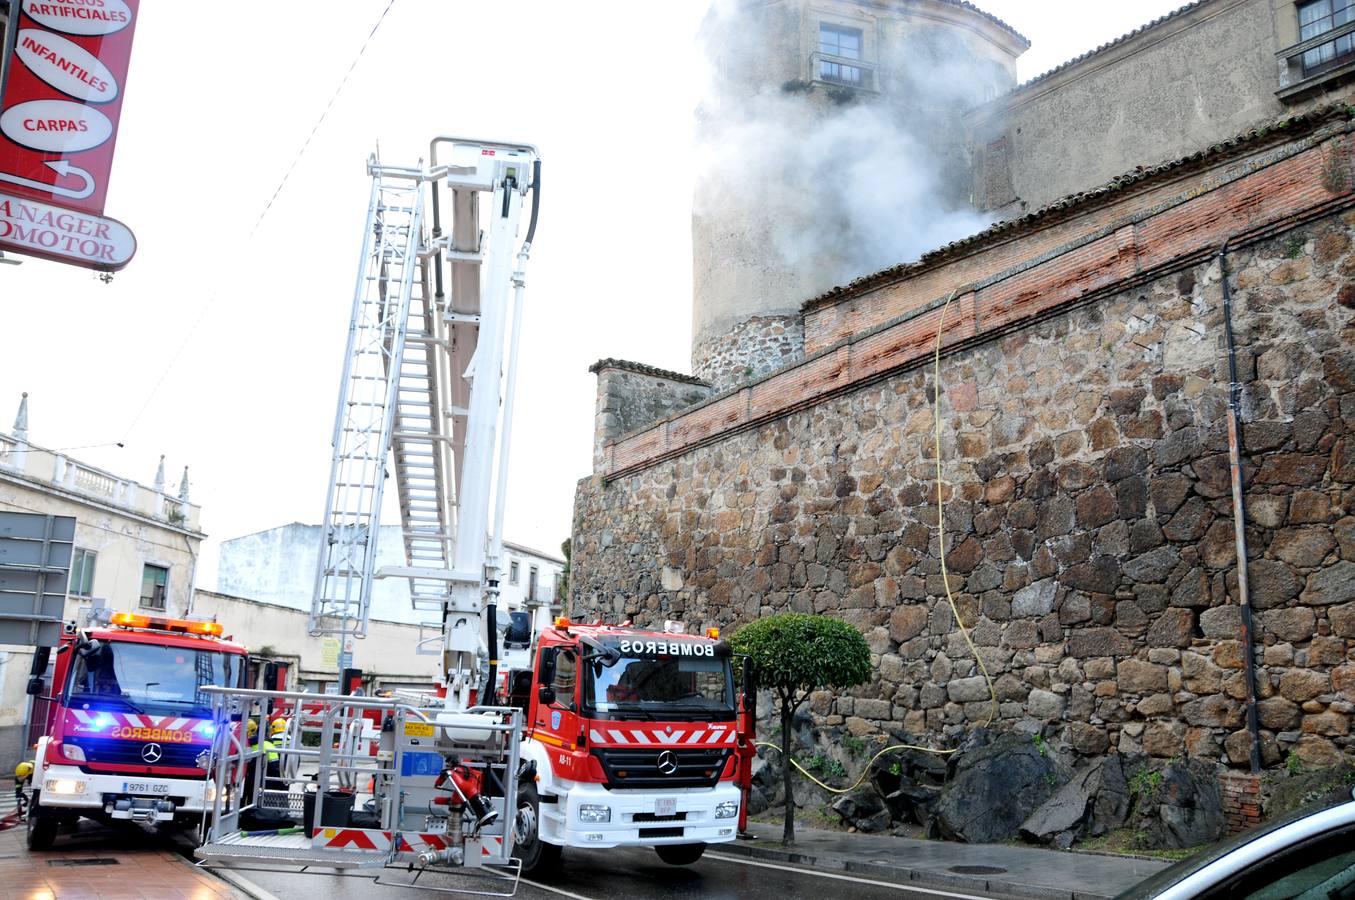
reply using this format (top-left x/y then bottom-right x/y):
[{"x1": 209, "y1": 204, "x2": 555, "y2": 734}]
[{"x1": 220, "y1": 844, "x2": 1007, "y2": 900}]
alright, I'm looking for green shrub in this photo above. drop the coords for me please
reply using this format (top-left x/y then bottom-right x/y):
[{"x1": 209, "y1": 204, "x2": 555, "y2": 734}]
[{"x1": 730, "y1": 613, "x2": 870, "y2": 845}]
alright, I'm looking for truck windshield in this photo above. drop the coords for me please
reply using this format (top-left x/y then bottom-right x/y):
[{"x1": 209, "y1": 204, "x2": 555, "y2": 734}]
[
  {"x1": 67, "y1": 640, "x2": 242, "y2": 717},
  {"x1": 586, "y1": 655, "x2": 734, "y2": 719}
]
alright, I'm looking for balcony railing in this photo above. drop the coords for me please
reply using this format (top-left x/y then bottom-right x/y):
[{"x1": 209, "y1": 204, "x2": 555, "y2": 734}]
[
  {"x1": 1276, "y1": 19, "x2": 1355, "y2": 100},
  {"x1": 0, "y1": 436, "x2": 200, "y2": 532},
  {"x1": 810, "y1": 51, "x2": 877, "y2": 92}
]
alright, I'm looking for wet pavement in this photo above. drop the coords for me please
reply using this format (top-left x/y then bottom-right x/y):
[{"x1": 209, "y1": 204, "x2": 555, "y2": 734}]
[
  {"x1": 219, "y1": 823, "x2": 1172, "y2": 900},
  {"x1": 224, "y1": 842, "x2": 1015, "y2": 900},
  {"x1": 721, "y1": 823, "x2": 1171, "y2": 900}
]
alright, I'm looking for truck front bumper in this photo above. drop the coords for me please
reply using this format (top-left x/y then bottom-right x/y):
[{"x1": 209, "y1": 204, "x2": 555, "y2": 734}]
[
  {"x1": 39, "y1": 764, "x2": 213, "y2": 820},
  {"x1": 543, "y1": 781, "x2": 741, "y2": 849}
]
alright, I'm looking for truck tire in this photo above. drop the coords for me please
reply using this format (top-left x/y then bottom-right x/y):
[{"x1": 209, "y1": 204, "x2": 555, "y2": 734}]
[
  {"x1": 26, "y1": 794, "x2": 58, "y2": 851},
  {"x1": 655, "y1": 843, "x2": 706, "y2": 866},
  {"x1": 514, "y1": 782, "x2": 561, "y2": 877}
]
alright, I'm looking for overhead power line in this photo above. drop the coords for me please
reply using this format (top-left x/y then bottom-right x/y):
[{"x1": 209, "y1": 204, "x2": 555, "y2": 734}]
[
  {"x1": 119, "y1": 0, "x2": 400, "y2": 445},
  {"x1": 248, "y1": 0, "x2": 399, "y2": 238}
]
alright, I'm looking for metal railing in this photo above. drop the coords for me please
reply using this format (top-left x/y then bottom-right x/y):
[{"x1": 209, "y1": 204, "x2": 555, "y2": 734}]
[
  {"x1": 1276, "y1": 19, "x2": 1355, "y2": 99},
  {"x1": 810, "y1": 50, "x2": 877, "y2": 91},
  {"x1": 194, "y1": 686, "x2": 523, "y2": 892}
]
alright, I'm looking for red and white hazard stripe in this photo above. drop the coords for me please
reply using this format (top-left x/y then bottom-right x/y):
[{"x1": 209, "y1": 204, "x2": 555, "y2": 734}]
[
  {"x1": 587, "y1": 724, "x2": 736, "y2": 746},
  {"x1": 66, "y1": 710, "x2": 195, "y2": 731}
]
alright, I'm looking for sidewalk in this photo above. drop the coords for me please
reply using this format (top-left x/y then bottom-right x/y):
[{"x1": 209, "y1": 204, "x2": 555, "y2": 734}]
[
  {"x1": 717, "y1": 822, "x2": 1173, "y2": 900},
  {"x1": 0, "y1": 817, "x2": 246, "y2": 899}
]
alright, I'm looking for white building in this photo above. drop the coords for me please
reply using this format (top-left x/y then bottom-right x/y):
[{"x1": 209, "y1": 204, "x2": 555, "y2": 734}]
[
  {"x1": 0, "y1": 393, "x2": 204, "y2": 764},
  {"x1": 216, "y1": 523, "x2": 566, "y2": 627}
]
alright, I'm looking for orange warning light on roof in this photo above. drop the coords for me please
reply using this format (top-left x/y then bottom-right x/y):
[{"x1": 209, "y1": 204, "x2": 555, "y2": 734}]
[
  {"x1": 706, "y1": 627, "x2": 720, "y2": 639},
  {"x1": 111, "y1": 612, "x2": 223, "y2": 637},
  {"x1": 554, "y1": 617, "x2": 571, "y2": 629}
]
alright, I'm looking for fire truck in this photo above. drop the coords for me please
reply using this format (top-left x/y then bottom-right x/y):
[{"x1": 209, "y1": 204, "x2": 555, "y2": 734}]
[
  {"x1": 189, "y1": 138, "x2": 754, "y2": 889},
  {"x1": 26, "y1": 611, "x2": 248, "y2": 849},
  {"x1": 508, "y1": 619, "x2": 747, "y2": 871}
]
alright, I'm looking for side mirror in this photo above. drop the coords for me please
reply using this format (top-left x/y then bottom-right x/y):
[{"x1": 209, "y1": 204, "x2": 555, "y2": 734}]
[
  {"x1": 537, "y1": 647, "x2": 557, "y2": 685},
  {"x1": 538, "y1": 685, "x2": 556, "y2": 706},
  {"x1": 742, "y1": 657, "x2": 757, "y2": 706},
  {"x1": 25, "y1": 675, "x2": 45, "y2": 697}
]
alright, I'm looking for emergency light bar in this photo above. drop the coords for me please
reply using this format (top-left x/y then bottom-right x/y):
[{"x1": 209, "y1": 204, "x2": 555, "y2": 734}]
[{"x1": 110, "y1": 612, "x2": 224, "y2": 637}]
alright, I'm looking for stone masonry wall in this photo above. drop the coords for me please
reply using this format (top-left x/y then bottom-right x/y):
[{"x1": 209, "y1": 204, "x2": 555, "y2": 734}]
[
  {"x1": 589, "y1": 360, "x2": 713, "y2": 472},
  {"x1": 692, "y1": 314, "x2": 805, "y2": 393},
  {"x1": 573, "y1": 214, "x2": 1355, "y2": 768}
]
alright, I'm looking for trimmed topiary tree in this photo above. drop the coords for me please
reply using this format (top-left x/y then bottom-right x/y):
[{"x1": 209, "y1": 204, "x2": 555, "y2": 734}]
[{"x1": 730, "y1": 613, "x2": 871, "y2": 845}]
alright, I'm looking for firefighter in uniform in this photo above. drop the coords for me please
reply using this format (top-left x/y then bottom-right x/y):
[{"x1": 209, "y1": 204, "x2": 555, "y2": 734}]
[
  {"x1": 264, "y1": 717, "x2": 286, "y2": 782},
  {"x1": 13, "y1": 761, "x2": 32, "y2": 817},
  {"x1": 242, "y1": 718, "x2": 260, "y2": 800}
]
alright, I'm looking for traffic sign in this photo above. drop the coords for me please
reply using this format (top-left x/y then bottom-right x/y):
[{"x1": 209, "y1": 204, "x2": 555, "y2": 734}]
[{"x1": 0, "y1": 0, "x2": 140, "y2": 221}]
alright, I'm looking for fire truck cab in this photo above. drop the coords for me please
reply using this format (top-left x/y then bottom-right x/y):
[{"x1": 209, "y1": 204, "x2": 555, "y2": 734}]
[
  {"x1": 509, "y1": 619, "x2": 746, "y2": 873},
  {"x1": 27, "y1": 612, "x2": 248, "y2": 849}
]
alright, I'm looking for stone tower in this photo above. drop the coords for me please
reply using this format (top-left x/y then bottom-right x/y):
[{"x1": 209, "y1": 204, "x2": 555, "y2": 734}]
[{"x1": 690, "y1": 0, "x2": 1028, "y2": 390}]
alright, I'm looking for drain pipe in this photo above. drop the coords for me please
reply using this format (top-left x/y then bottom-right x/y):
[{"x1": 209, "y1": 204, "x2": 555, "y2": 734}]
[{"x1": 1218, "y1": 240, "x2": 1262, "y2": 775}]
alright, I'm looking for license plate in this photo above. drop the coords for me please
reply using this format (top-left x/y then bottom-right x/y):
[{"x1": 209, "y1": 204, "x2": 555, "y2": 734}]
[
  {"x1": 122, "y1": 782, "x2": 171, "y2": 795},
  {"x1": 655, "y1": 798, "x2": 676, "y2": 817}
]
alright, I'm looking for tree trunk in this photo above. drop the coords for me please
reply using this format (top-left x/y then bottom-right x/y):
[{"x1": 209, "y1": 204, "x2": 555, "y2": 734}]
[{"x1": 780, "y1": 700, "x2": 794, "y2": 845}]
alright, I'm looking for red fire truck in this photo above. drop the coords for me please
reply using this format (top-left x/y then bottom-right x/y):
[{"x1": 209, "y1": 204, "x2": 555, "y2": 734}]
[
  {"x1": 26, "y1": 611, "x2": 248, "y2": 849},
  {"x1": 509, "y1": 618, "x2": 753, "y2": 872}
]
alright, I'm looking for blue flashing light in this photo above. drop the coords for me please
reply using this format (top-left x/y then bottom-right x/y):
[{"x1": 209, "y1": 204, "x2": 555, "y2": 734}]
[
  {"x1": 93, "y1": 714, "x2": 115, "y2": 729},
  {"x1": 196, "y1": 722, "x2": 216, "y2": 738}
]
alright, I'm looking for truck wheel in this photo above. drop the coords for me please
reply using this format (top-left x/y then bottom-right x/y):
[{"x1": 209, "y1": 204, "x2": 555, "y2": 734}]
[
  {"x1": 26, "y1": 794, "x2": 58, "y2": 851},
  {"x1": 655, "y1": 843, "x2": 706, "y2": 866},
  {"x1": 514, "y1": 783, "x2": 561, "y2": 877}
]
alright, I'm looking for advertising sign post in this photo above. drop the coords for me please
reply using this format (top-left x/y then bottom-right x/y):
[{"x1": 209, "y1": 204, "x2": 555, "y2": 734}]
[{"x1": 0, "y1": 0, "x2": 140, "y2": 270}]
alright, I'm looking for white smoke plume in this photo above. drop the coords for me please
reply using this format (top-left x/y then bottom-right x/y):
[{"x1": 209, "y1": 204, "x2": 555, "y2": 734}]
[{"x1": 694, "y1": 0, "x2": 1009, "y2": 296}]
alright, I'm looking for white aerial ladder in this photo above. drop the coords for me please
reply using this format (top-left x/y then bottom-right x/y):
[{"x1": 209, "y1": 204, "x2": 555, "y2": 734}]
[
  {"x1": 308, "y1": 137, "x2": 540, "y2": 700},
  {"x1": 195, "y1": 139, "x2": 542, "y2": 891}
]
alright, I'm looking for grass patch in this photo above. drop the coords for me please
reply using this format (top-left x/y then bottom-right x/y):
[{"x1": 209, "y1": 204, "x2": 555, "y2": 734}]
[{"x1": 1077, "y1": 828, "x2": 1202, "y2": 861}]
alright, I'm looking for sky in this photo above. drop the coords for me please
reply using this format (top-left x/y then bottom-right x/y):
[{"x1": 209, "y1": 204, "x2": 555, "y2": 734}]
[{"x1": 0, "y1": 1, "x2": 1188, "y2": 589}]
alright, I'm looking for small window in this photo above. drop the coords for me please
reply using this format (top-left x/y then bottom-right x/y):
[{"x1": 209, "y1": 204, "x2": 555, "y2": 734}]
[
  {"x1": 140, "y1": 564, "x2": 168, "y2": 610},
  {"x1": 1298, "y1": 0, "x2": 1355, "y2": 76},
  {"x1": 819, "y1": 22, "x2": 864, "y2": 85},
  {"x1": 552, "y1": 649, "x2": 577, "y2": 700},
  {"x1": 509, "y1": 560, "x2": 519, "y2": 585},
  {"x1": 529, "y1": 566, "x2": 539, "y2": 603},
  {"x1": 68, "y1": 548, "x2": 96, "y2": 597},
  {"x1": 553, "y1": 572, "x2": 561, "y2": 600}
]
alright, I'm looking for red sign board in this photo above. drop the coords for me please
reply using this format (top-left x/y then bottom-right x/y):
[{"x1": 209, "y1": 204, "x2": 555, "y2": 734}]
[{"x1": 0, "y1": 0, "x2": 139, "y2": 269}]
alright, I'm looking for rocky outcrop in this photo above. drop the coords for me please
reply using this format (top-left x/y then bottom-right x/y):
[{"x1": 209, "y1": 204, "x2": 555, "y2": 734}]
[
  {"x1": 935, "y1": 732, "x2": 1068, "y2": 843},
  {"x1": 1019, "y1": 754, "x2": 1131, "y2": 848},
  {"x1": 1130, "y1": 760, "x2": 1225, "y2": 849}
]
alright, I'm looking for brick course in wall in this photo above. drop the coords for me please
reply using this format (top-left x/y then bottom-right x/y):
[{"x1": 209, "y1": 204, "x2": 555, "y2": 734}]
[
  {"x1": 1219, "y1": 772, "x2": 1263, "y2": 834},
  {"x1": 574, "y1": 110, "x2": 1355, "y2": 768}
]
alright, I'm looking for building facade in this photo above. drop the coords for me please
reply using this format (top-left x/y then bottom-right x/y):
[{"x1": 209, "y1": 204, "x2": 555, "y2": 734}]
[
  {"x1": 576, "y1": 0, "x2": 1355, "y2": 776},
  {"x1": 0, "y1": 393, "x2": 204, "y2": 764},
  {"x1": 691, "y1": 0, "x2": 1027, "y2": 390},
  {"x1": 190, "y1": 589, "x2": 440, "y2": 696}
]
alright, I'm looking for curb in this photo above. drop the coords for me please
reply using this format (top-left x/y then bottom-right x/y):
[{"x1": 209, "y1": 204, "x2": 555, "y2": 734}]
[
  {"x1": 714, "y1": 839, "x2": 1119, "y2": 900},
  {"x1": 207, "y1": 866, "x2": 283, "y2": 900}
]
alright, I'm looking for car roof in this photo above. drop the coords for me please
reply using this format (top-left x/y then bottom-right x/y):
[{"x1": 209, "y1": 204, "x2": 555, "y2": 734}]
[{"x1": 1116, "y1": 792, "x2": 1355, "y2": 900}]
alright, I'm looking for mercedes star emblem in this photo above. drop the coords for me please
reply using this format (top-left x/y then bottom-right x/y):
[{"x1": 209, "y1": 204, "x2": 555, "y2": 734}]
[
  {"x1": 141, "y1": 743, "x2": 163, "y2": 764},
  {"x1": 656, "y1": 749, "x2": 679, "y2": 776}
]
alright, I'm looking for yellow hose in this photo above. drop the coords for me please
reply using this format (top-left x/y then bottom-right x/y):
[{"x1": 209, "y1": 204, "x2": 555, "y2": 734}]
[
  {"x1": 754, "y1": 739, "x2": 955, "y2": 795},
  {"x1": 757, "y1": 288, "x2": 998, "y2": 797},
  {"x1": 933, "y1": 290, "x2": 998, "y2": 728}
]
